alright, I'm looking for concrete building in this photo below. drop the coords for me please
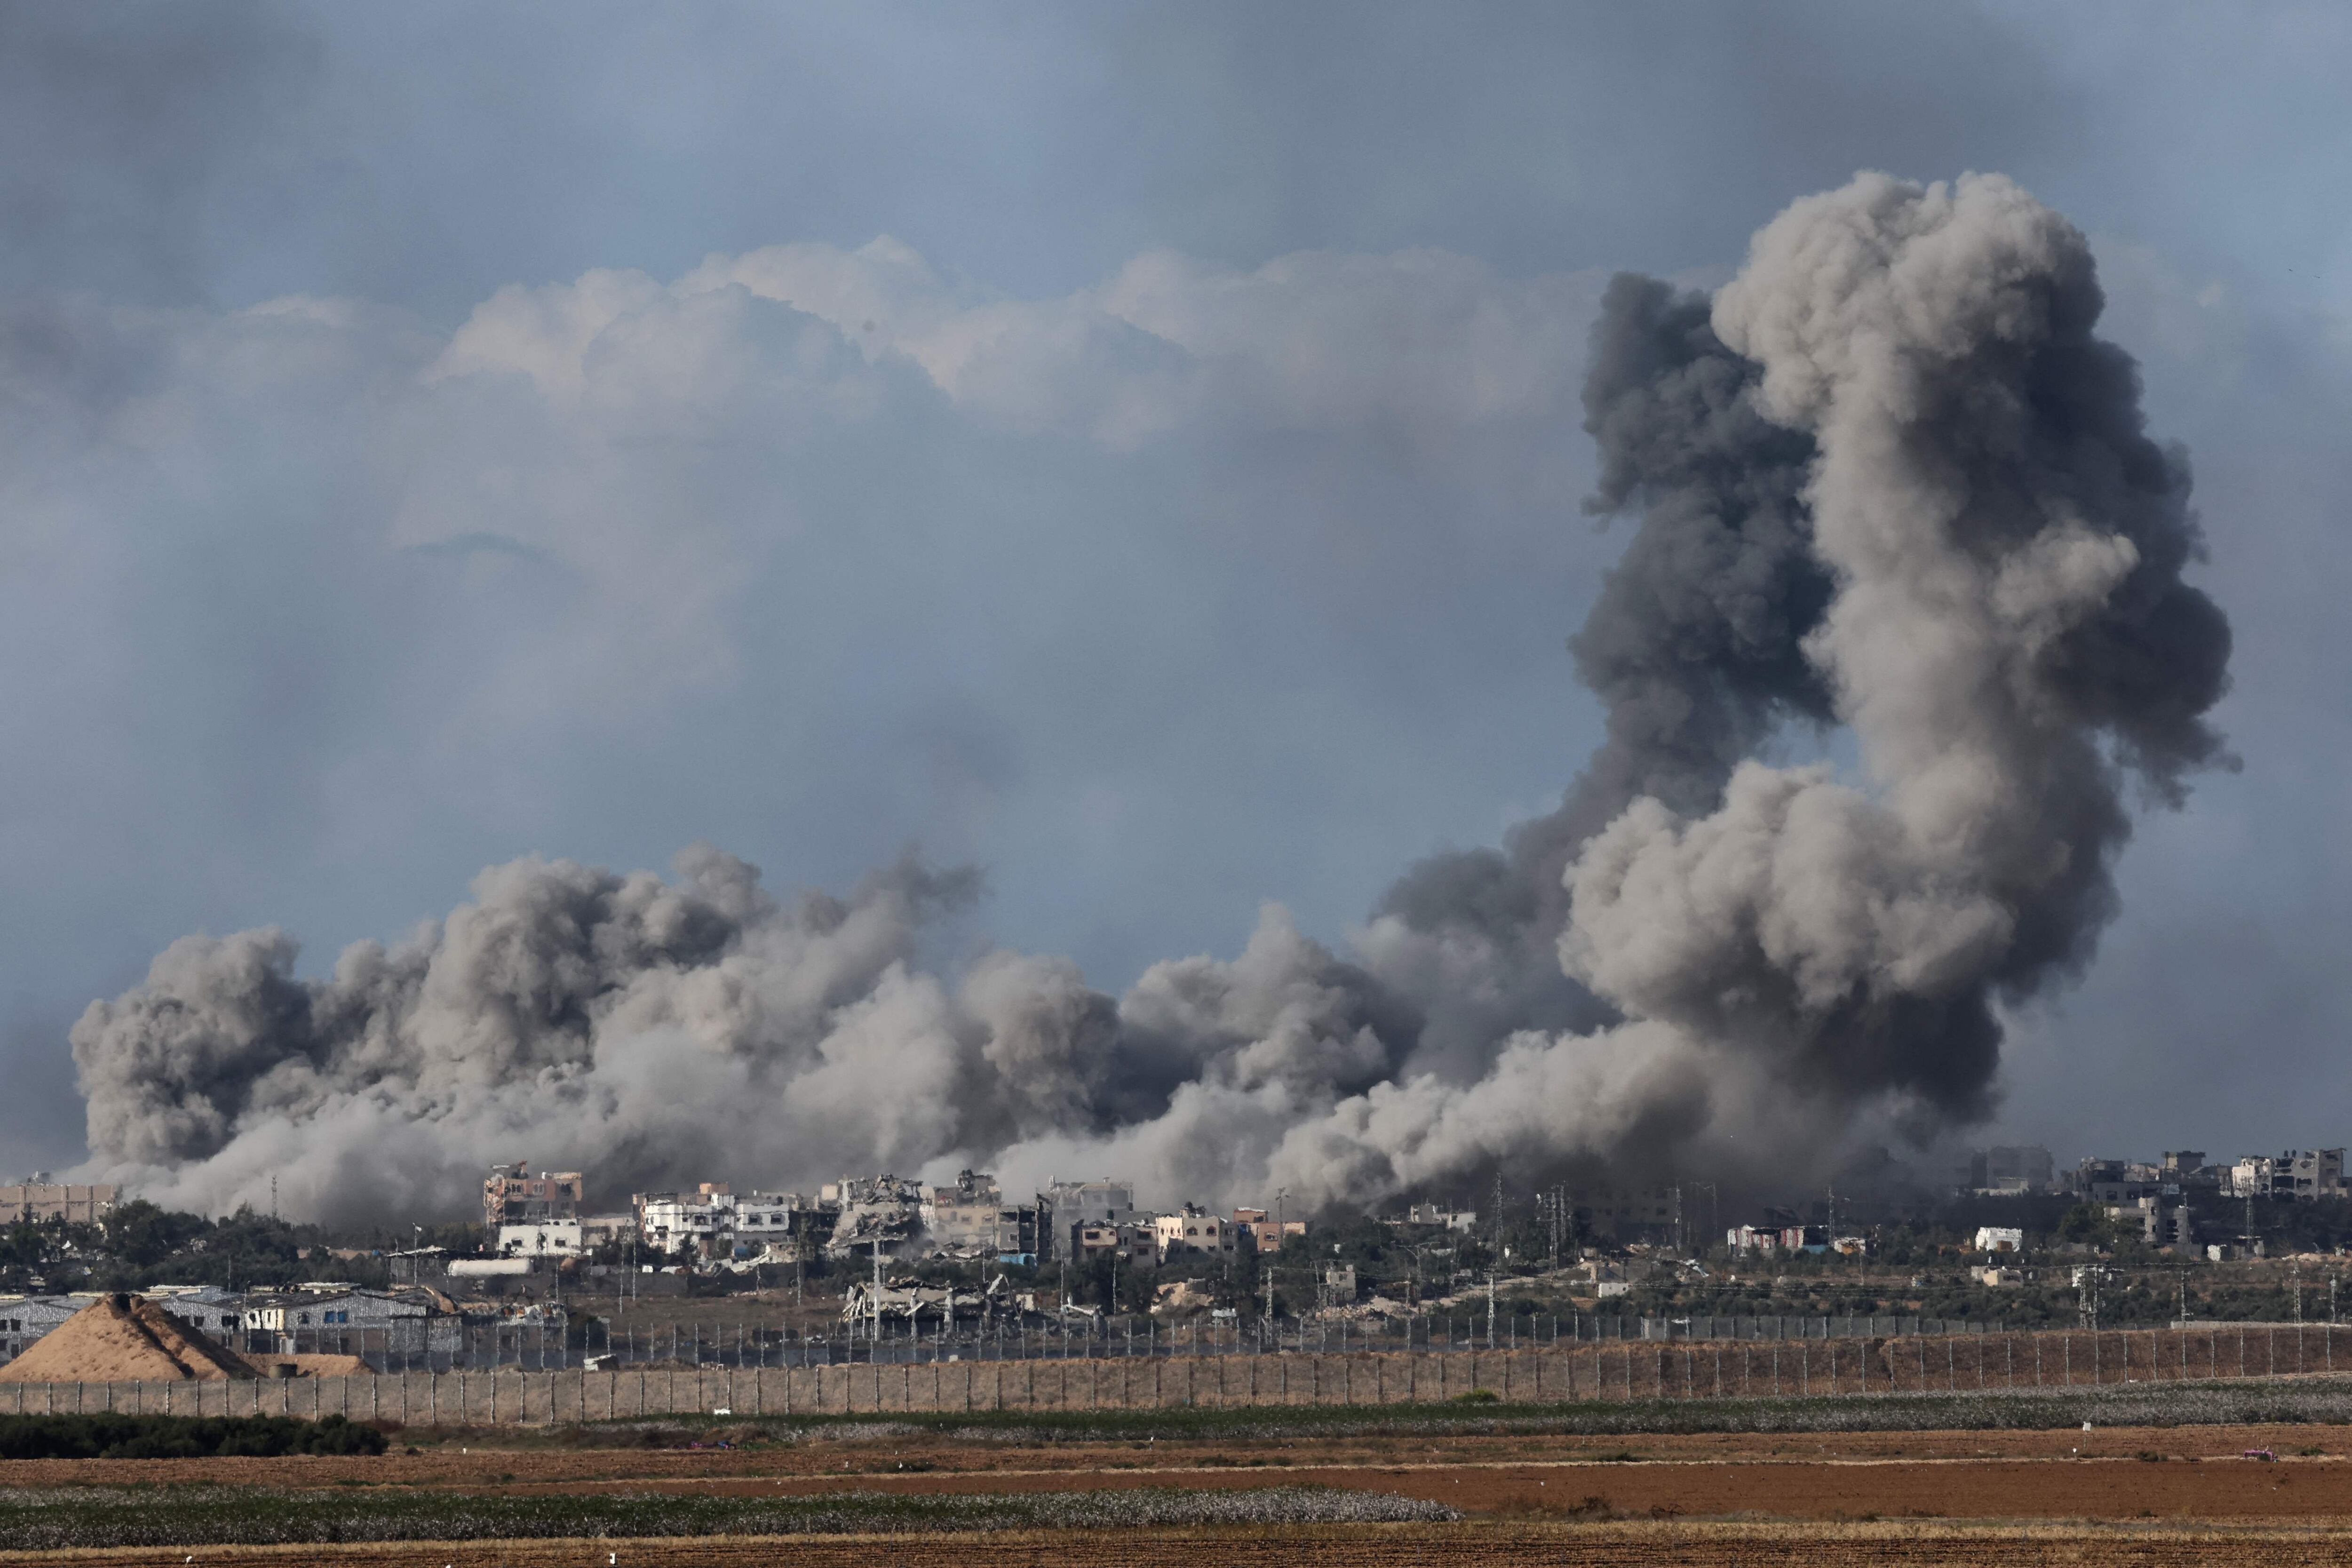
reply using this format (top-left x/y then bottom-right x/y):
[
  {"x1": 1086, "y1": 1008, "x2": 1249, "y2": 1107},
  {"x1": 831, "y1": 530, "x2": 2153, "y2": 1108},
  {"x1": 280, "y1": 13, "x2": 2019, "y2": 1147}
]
[
  {"x1": 498, "y1": 1220, "x2": 583, "y2": 1257},
  {"x1": 826, "y1": 1174, "x2": 926, "y2": 1259},
  {"x1": 1076, "y1": 1222, "x2": 1156, "y2": 1263},
  {"x1": 2073, "y1": 1158, "x2": 2161, "y2": 1204},
  {"x1": 632, "y1": 1184, "x2": 807, "y2": 1258},
  {"x1": 1041, "y1": 1179, "x2": 1136, "y2": 1261},
  {"x1": 2106, "y1": 1195, "x2": 2196, "y2": 1248},
  {"x1": 1153, "y1": 1204, "x2": 1235, "y2": 1260},
  {"x1": 1320, "y1": 1263, "x2": 1358, "y2": 1305},
  {"x1": 1395, "y1": 1202, "x2": 1478, "y2": 1232},
  {"x1": 0, "y1": 1181, "x2": 118, "y2": 1226},
  {"x1": 1974, "y1": 1226, "x2": 2024, "y2": 1253},
  {"x1": 920, "y1": 1171, "x2": 1037, "y2": 1258},
  {"x1": 2283, "y1": 1149, "x2": 2347, "y2": 1201},
  {"x1": 482, "y1": 1162, "x2": 582, "y2": 1230},
  {"x1": 1232, "y1": 1208, "x2": 1307, "y2": 1253},
  {"x1": 2225, "y1": 1156, "x2": 2281, "y2": 1200},
  {"x1": 579, "y1": 1213, "x2": 638, "y2": 1250}
]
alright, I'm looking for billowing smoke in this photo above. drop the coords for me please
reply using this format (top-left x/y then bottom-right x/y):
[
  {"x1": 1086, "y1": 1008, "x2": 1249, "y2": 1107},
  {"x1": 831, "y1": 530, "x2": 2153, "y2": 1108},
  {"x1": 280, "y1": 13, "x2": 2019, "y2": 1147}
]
[{"x1": 68, "y1": 173, "x2": 2232, "y2": 1223}]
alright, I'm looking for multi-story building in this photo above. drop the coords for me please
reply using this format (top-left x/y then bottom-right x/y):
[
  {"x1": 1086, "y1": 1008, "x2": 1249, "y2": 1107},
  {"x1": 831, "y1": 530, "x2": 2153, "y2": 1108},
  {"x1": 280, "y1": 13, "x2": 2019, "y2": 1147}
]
[
  {"x1": 2072, "y1": 1158, "x2": 2161, "y2": 1204},
  {"x1": 1076, "y1": 1222, "x2": 1156, "y2": 1264},
  {"x1": 0, "y1": 1181, "x2": 118, "y2": 1226},
  {"x1": 482, "y1": 1163, "x2": 583, "y2": 1230},
  {"x1": 825, "y1": 1174, "x2": 926, "y2": 1259},
  {"x1": 2283, "y1": 1149, "x2": 2347, "y2": 1201},
  {"x1": 1152, "y1": 1203, "x2": 1235, "y2": 1260},
  {"x1": 919, "y1": 1170, "x2": 1037, "y2": 1258},
  {"x1": 2225, "y1": 1156, "x2": 2282, "y2": 1199},
  {"x1": 1399, "y1": 1202, "x2": 1478, "y2": 1233},
  {"x1": 634, "y1": 1185, "x2": 809, "y2": 1258},
  {"x1": 2106, "y1": 1195, "x2": 2196, "y2": 1249},
  {"x1": 1231, "y1": 1208, "x2": 1308, "y2": 1253},
  {"x1": 1041, "y1": 1179, "x2": 1136, "y2": 1261}
]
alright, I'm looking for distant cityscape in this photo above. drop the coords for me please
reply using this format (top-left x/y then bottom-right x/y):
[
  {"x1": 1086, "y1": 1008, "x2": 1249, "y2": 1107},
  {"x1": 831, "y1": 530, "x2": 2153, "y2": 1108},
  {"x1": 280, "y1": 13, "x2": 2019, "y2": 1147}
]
[{"x1": 4, "y1": 1140, "x2": 2349, "y2": 1373}]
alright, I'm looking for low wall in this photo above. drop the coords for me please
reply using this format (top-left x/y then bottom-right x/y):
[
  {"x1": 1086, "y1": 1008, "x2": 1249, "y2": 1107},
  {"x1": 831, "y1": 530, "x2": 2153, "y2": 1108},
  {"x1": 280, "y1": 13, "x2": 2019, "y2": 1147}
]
[{"x1": 1, "y1": 1323, "x2": 2344, "y2": 1425}]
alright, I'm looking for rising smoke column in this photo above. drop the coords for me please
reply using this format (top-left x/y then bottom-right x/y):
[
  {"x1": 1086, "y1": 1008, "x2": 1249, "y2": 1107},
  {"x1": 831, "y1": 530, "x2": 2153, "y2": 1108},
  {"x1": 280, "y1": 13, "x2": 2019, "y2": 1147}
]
[
  {"x1": 1361, "y1": 270, "x2": 1836, "y2": 1076},
  {"x1": 67, "y1": 172, "x2": 2231, "y2": 1222},
  {"x1": 1264, "y1": 171, "x2": 2231, "y2": 1204}
]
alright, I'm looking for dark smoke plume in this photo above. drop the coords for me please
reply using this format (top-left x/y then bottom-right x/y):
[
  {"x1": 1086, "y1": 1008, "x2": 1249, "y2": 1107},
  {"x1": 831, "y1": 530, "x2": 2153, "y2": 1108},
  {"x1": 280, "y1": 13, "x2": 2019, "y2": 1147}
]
[
  {"x1": 1363, "y1": 271, "x2": 1836, "y2": 1075},
  {"x1": 68, "y1": 173, "x2": 2232, "y2": 1222}
]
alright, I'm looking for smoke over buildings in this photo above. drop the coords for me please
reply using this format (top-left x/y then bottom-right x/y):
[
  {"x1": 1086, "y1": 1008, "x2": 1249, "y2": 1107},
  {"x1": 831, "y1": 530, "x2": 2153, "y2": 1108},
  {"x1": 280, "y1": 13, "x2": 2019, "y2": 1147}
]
[{"x1": 67, "y1": 172, "x2": 2233, "y2": 1225}]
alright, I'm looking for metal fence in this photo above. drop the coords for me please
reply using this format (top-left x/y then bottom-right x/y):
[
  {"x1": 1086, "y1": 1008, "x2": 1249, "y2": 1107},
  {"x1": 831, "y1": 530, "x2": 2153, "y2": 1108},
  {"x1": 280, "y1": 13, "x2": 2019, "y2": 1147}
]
[{"x1": 4, "y1": 1322, "x2": 2350, "y2": 1424}]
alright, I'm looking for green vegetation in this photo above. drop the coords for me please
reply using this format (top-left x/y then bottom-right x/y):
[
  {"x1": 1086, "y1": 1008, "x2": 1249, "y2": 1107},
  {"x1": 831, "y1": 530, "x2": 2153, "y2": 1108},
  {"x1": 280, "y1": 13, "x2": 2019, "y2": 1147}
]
[
  {"x1": 0, "y1": 1484, "x2": 1454, "y2": 1549},
  {"x1": 478, "y1": 1372, "x2": 2352, "y2": 1447},
  {"x1": 0, "y1": 1202, "x2": 486, "y2": 1295},
  {"x1": 0, "y1": 1412, "x2": 388, "y2": 1460}
]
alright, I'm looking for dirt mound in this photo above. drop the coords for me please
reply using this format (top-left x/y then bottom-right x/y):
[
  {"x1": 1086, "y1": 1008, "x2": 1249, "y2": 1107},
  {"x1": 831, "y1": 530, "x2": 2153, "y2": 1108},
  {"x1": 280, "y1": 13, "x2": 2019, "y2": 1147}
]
[{"x1": 0, "y1": 1293, "x2": 257, "y2": 1383}]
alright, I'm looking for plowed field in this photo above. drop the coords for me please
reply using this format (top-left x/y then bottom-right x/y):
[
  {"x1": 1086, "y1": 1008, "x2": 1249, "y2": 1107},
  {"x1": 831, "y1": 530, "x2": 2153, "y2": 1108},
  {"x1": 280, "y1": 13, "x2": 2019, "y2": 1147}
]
[
  {"x1": 14, "y1": 1420, "x2": 2352, "y2": 1563},
  {"x1": 16, "y1": 1522, "x2": 2352, "y2": 1567}
]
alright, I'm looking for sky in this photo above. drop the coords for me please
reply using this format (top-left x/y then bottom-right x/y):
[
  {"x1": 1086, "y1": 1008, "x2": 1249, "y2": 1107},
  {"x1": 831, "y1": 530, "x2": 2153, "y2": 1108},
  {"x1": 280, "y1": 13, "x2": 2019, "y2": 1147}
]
[{"x1": 2, "y1": 0, "x2": 2350, "y2": 1185}]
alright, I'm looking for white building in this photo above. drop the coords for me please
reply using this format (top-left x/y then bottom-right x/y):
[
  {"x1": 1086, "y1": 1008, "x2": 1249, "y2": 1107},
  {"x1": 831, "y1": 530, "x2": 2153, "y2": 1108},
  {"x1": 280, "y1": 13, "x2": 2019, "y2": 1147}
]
[
  {"x1": 2225, "y1": 1156, "x2": 2280, "y2": 1199},
  {"x1": 499, "y1": 1220, "x2": 584, "y2": 1256},
  {"x1": 636, "y1": 1185, "x2": 809, "y2": 1258},
  {"x1": 1973, "y1": 1226, "x2": 2024, "y2": 1254}
]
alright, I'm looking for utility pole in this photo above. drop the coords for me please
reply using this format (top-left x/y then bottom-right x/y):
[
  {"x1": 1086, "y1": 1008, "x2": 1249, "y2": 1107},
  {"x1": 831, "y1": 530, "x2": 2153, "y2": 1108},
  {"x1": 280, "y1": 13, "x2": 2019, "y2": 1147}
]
[
  {"x1": 1486, "y1": 1266, "x2": 1496, "y2": 1349},
  {"x1": 1271, "y1": 1188, "x2": 1287, "y2": 1344}
]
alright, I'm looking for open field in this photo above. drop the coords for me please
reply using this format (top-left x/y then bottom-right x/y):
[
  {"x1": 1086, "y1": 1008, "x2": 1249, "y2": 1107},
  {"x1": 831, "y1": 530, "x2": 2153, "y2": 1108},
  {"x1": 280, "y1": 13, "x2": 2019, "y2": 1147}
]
[
  {"x1": 16, "y1": 1521, "x2": 2352, "y2": 1567},
  {"x1": 15, "y1": 1385, "x2": 2352, "y2": 1563}
]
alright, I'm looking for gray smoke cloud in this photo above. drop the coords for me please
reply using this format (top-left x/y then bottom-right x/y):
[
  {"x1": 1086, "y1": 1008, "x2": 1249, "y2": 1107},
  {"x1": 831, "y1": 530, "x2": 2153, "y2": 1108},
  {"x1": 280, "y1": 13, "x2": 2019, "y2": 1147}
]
[
  {"x1": 1264, "y1": 171, "x2": 2231, "y2": 1204},
  {"x1": 68, "y1": 172, "x2": 2231, "y2": 1222},
  {"x1": 1361, "y1": 269, "x2": 1836, "y2": 1076}
]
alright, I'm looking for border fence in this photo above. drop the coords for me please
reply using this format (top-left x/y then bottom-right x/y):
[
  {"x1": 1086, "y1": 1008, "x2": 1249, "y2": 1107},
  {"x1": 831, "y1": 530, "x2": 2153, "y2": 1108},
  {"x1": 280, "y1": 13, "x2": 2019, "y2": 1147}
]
[
  {"x1": 1, "y1": 1322, "x2": 2346, "y2": 1424},
  {"x1": 98, "y1": 1311, "x2": 2004, "y2": 1375}
]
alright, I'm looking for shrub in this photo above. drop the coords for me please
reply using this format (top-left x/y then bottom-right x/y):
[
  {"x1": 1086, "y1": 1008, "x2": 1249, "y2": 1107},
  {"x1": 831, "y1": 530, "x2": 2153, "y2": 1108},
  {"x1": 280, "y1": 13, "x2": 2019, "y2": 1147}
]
[{"x1": 0, "y1": 1413, "x2": 387, "y2": 1461}]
